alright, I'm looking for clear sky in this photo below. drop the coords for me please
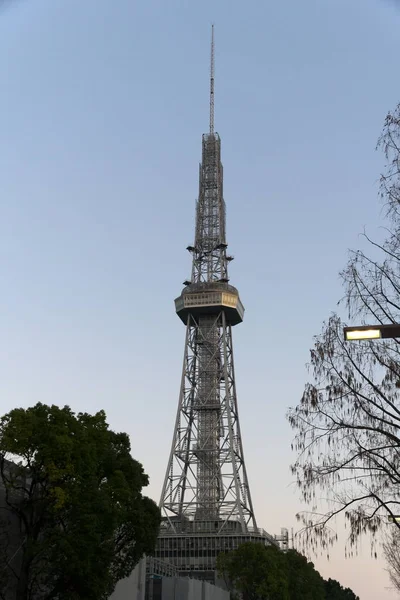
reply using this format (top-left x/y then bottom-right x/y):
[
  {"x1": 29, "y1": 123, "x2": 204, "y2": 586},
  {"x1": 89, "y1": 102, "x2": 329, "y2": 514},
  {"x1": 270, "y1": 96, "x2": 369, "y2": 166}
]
[{"x1": 1, "y1": 0, "x2": 400, "y2": 597}]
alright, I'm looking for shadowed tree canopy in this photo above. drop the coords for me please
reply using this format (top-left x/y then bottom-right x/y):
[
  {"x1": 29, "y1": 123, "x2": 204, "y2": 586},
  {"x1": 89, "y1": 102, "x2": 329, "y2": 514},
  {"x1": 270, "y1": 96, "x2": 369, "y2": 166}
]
[
  {"x1": 287, "y1": 104, "x2": 400, "y2": 551},
  {"x1": 0, "y1": 403, "x2": 160, "y2": 600},
  {"x1": 216, "y1": 542, "x2": 289, "y2": 600},
  {"x1": 216, "y1": 543, "x2": 358, "y2": 600},
  {"x1": 284, "y1": 549, "x2": 325, "y2": 600},
  {"x1": 324, "y1": 578, "x2": 360, "y2": 600}
]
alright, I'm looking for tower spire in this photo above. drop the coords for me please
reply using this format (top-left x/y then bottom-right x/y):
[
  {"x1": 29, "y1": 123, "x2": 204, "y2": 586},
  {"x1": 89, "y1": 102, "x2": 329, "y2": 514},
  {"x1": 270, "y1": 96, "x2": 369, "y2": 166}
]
[{"x1": 209, "y1": 24, "x2": 215, "y2": 134}]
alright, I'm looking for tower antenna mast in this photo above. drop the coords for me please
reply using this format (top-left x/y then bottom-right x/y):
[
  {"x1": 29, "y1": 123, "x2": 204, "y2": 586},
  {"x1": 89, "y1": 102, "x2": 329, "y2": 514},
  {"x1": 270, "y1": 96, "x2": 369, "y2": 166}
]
[{"x1": 210, "y1": 24, "x2": 215, "y2": 134}]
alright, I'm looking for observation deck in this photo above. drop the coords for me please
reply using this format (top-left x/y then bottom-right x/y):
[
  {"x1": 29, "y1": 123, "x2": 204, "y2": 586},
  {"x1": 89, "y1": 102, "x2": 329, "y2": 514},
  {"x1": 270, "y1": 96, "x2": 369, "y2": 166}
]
[{"x1": 175, "y1": 282, "x2": 244, "y2": 326}]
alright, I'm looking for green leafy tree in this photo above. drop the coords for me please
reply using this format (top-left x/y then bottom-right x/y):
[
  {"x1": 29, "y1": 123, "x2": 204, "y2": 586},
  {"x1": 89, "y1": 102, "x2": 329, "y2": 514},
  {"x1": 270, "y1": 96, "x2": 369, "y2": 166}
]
[
  {"x1": 0, "y1": 403, "x2": 160, "y2": 600},
  {"x1": 216, "y1": 542, "x2": 289, "y2": 600},
  {"x1": 324, "y1": 578, "x2": 360, "y2": 600},
  {"x1": 284, "y1": 550, "x2": 325, "y2": 600},
  {"x1": 216, "y1": 542, "x2": 359, "y2": 600}
]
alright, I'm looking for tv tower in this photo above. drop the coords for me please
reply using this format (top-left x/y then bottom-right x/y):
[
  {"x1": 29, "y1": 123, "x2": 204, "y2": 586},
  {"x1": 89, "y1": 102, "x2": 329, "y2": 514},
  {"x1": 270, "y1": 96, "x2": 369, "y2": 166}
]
[{"x1": 155, "y1": 26, "x2": 285, "y2": 584}]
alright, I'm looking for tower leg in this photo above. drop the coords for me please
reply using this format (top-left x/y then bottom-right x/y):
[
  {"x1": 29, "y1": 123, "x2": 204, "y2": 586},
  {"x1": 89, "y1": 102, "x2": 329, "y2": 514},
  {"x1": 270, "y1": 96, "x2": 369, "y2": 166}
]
[{"x1": 159, "y1": 312, "x2": 257, "y2": 532}]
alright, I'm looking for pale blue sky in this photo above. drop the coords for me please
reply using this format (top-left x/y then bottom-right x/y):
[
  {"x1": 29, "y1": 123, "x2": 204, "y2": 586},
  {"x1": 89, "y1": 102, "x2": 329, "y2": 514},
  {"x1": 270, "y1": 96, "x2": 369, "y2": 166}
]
[{"x1": 1, "y1": 0, "x2": 400, "y2": 598}]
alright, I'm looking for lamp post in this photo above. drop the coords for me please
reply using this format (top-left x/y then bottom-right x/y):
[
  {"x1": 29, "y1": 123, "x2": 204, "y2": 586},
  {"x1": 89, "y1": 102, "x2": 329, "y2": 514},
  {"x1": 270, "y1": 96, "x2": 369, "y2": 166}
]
[
  {"x1": 343, "y1": 324, "x2": 400, "y2": 341},
  {"x1": 344, "y1": 324, "x2": 400, "y2": 526}
]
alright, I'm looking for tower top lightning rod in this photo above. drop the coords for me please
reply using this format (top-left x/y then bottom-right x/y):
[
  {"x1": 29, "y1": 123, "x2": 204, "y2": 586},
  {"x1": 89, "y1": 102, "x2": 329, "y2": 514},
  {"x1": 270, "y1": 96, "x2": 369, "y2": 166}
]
[{"x1": 209, "y1": 24, "x2": 215, "y2": 134}]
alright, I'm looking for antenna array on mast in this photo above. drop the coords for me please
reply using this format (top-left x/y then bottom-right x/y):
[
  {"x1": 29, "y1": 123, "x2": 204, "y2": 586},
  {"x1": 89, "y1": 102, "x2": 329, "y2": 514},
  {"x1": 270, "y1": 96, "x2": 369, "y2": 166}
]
[{"x1": 209, "y1": 24, "x2": 215, "y2": 134}]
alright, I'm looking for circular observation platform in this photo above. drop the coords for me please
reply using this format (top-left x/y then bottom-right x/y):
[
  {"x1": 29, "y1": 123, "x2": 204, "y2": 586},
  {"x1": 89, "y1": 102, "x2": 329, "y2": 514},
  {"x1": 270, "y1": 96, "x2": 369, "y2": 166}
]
[{"x1": 174, "y1": 282, "x2": 245, "y2": 326}]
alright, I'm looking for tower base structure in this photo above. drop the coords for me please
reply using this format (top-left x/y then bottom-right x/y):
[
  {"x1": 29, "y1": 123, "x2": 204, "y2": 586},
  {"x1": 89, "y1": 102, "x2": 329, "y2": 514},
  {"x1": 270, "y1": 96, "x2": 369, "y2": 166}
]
[{"x1": 155, "y1": 518, "x2": 283, "y2": 584}]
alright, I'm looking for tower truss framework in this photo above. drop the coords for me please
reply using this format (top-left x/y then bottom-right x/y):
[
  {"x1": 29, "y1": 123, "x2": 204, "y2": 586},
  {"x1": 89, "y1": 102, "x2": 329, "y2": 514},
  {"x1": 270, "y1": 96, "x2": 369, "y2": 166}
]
[
  {"x1": 156, "y1": 28, "x2": 286, "y2": 582},
  {"x1": 161, "y1": 310, "x2": 255, "y2": 531}
]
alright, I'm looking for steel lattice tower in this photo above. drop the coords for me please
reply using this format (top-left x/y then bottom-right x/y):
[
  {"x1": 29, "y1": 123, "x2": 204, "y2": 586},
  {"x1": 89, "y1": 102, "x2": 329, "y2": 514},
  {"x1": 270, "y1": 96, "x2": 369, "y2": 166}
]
[{"x1": 155, "y1": 27, "x2": 285, "y2": 583}]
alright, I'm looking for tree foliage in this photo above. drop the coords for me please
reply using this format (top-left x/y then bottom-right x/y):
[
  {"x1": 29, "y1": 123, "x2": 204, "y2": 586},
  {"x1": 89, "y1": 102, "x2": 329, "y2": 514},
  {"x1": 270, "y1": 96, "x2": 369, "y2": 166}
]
[
  {"x1": 383, "y1": 527, "x2": 400, "y2": 593},
  {"x1": 324, "y1": 578, "x2": 359, "y2": 600},
  {"x1": 216, "y1": 542, "x2": 358, "y2": 600},
  {"x1": 285, "y1": 549, "x2": 325, "y2": 600},
  {"x1": 0, "y1": 403, "x2": 160, "y2": 600},
  {"x1": 287, "y1": 103, "x2": 400, "y2": 551},
  {"x1": 216, "y1": 542, "x2": 289, "y2": 600}
]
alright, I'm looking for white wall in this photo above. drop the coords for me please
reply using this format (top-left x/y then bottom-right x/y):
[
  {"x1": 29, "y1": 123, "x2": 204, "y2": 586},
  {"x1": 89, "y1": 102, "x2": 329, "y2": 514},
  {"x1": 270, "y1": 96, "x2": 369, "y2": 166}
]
[
  {"x1": 109, "y1": 562, "x2": 230, "y2": 600},
  {"x1": 109, "y1": 558, "x2": 146, "y2": 600},
  {"x1": 161, "y1": 577, "x2": 230, "y2": 600}
]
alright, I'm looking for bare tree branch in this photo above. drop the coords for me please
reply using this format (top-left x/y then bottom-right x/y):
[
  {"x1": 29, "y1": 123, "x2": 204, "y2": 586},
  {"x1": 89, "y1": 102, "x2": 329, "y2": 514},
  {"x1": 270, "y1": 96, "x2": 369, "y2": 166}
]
[{"x1": 288, "y1": 103, "x2": 400, "y2": 554}]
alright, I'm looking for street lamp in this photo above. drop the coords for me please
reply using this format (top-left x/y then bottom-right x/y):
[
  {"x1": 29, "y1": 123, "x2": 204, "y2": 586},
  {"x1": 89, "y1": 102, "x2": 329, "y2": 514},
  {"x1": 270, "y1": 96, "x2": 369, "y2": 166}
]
[
  {"x1": 344, "y1": 326, "x2": 400, "y2": 529},
  {"x1": 388, "y1": 515, "x2": 400, "y2": 523},
  {"x1": 344, "y1": 324, "x2": 400, "y2": 341}
]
